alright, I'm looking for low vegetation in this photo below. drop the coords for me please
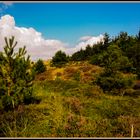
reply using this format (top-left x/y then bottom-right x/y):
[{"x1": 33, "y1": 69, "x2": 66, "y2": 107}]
[{"x1": 1, "y1": 30, "x2": 140, "y2": 137}]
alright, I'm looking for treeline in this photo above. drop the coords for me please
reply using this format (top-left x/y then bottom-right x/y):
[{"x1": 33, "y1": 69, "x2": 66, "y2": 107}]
[
  {"x1": 51, "y1": 31, "x2": 140, "y2": 95},
  {"x1": 51, "y1": 31, "x2": 140, "y2": 77}
]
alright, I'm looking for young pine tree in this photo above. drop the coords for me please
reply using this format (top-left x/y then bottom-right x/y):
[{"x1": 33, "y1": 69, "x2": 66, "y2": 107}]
[
  {"x1": 34, "y1": 59, "x2": 46, "y2": 74},
  {"x1": 0, "y1": 36, "x2": 35, "y2": 110}
]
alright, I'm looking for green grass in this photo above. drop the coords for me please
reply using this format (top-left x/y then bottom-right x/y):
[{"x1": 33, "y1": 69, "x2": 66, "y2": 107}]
[{"x1": 1, "y1": 66, "x2": 140, "y2": 137}]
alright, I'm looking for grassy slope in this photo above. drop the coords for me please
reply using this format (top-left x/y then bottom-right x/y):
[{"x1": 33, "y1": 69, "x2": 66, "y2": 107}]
[{"x1": 1, "y1": 61, "x2": 140, "y2": 137}]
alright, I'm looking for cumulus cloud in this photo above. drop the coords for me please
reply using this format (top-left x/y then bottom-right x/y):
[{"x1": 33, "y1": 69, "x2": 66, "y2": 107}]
[
  {"x1": 0, "y1": 15, "x2": 69, "y2": 60},
  {"x1": 0, "y1": 14, "x2": 104, "y2": 61},
  {"x1": 65, "y1": 35, "x2": 104, "y2": 55},
  {"x1": 76, "y1": 35, "x2": 104, "y2": 50}
]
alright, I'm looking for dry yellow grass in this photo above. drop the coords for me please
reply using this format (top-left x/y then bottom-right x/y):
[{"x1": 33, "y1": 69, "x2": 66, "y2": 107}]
[{"x1": 35, "y1": 60, "x2": 103, "y2": 83}]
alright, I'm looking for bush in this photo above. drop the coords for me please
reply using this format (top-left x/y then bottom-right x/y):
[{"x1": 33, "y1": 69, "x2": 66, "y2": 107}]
[
  {"x1": 90, "y1": 44, "x2": 133, "y2": 73},
  {"x1": 90, "y1": 53, "x2": 105, "y2": 66},
  {"x1": 34, "y1": 59, "x2": 46, "y2": 74},
  {"x1": 95, "y1": 72, "x2": 135, "y2": 95},
  {"x1": 51, "y1": 50, "x2": 69, "y2": 68}
]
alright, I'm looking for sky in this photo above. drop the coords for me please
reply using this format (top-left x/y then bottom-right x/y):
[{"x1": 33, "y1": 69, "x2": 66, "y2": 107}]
[{"x1": 0, "y1": 2, "x2": 140, "y2": 60}]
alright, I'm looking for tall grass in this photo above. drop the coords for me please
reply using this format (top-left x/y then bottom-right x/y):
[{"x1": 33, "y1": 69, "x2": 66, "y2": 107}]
[{"x1": 1, "y1": 75, "x2": 140, "y2": 137}]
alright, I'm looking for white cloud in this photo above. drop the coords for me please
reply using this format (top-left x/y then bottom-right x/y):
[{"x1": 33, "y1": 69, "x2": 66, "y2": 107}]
[
  {"x1": 65, "y1": 35, "x2": 104, "y2": 55},
  {"x1": 76, "y1": 35, "x2": 104, "y2": 50},
  {"x1": 0, "y1": 14, "x2": 104, "y2": 61},
  {"x1": 0, "y1": 15, "x2": 68, "y2": 61},
  {"x1": 79, "y1": 36, "x2": 93, "y2": 41}
]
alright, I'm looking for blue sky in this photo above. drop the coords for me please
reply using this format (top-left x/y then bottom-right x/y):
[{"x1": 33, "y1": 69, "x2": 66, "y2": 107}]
[
  {"x1": 0, "y1": 2, "x2": 140, "y2": 60},
  {"x1": 1, "y1": 2, "x2": 140, "y2": 44}
]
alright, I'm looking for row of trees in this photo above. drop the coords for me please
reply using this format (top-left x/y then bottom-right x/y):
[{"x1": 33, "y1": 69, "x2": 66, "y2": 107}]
[
  {"x1": 51, "y1": 31, "x2": 140, "y2": 76},
  {"x1": 51, "y1": 31, "x2": 140, "y2": 94}
]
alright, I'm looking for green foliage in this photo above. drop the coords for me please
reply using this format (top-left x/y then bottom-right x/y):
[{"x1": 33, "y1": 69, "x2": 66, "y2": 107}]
[
  {"x1": 70, "y1": 43, "x2": 104, "y2": 62},
  {"x1": 95, "y1": 71, "x2": 135, "y2": 95},
  {"x1": 90, "y1": 44, "x2": 133, "y2": 73},
  {"x1": 89, "y1": 51, "x2": 106, "y2": 66},
  {"x1": 1, "y1": 76, "x2": 140, "y2": 137},
  {"x1": 71, "y1": 49, "x2": 87, "y2": 61},
  {"x1": 126, "y1": 41, "x2": 140, "y2": 78},
  {"x1": 113, "y1": 32, "x2": 136, "y2": 55},
  {"x1": 69, "y1": 30, "x2": 140, "y2": 80},
  {"x1": 51, "y1": 50, "x2": 69, "y2": 68},
  {"x1": 70, "y1": 33, "x2": 110, "y2": 62},
  {"x1": 115, "y1": 32, "x2": 130, "y2": 51},
  {"x1": 103, "y1": 32, "x2": 110, "y2": 49},
  {"x1": 0, "y1": 36, "x2": 35, "y2": 110},
  {"x1": 33, "y1": 59, "x2": 46, "y2": 74}
]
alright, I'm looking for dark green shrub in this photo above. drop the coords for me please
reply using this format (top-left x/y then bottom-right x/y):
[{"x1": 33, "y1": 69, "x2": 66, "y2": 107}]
[
  {"x1": 51, "y1": 50, "x2": 68, "y2": 68},
  {"x1": 33, "y1": 59, "x2": 46, "y2": 74},
  {"x1": 89, "y1": 52, "x2": 105, "y2": 66},
  {"x1": 95, "y1": 72, "x2": 135, "y2": 95},
  {"x1": 90, "y1": 44, "x2": 133, "y2": 73}
]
